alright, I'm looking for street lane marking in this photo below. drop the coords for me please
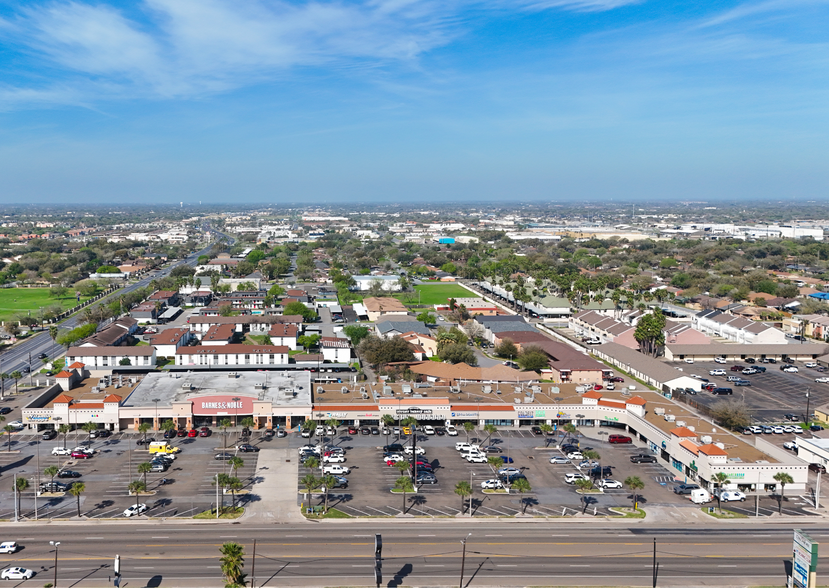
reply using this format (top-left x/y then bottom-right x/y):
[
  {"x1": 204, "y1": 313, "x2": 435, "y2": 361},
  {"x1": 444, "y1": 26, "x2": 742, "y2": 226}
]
[
  {"x1": 497, "y1": 565, "x2": 517, "y2": 567},
  {"x1": 351, "y1": 565, "x2": 372, "y2": 567},
  {"x1": 353, "y1": 535, "x2": 372, "y2": 537},
  {"x1": 85, "y1": 537, "x2": 104, "y2": 540},
  {"x1": 424, "y1": 565, "x2": 445, "y2": 567},
  {"x1": 486, "y1": 535, "x2": 502, "y2": 537},
  {"x1": 418, "y1": 535, "x2": 435, "y2": 537},
  {"x1": 219, "y1": 536, "x2": 237, "y2": 538},
  {"x1": 570, "y1": 564, "x2": 591, "y2": 567},
  {"x1": 718, "y1": 565, "x2": 737, "y2": 568},
  {"x1": 152, "y1": 537, "x2": 169, "y2": 539}
]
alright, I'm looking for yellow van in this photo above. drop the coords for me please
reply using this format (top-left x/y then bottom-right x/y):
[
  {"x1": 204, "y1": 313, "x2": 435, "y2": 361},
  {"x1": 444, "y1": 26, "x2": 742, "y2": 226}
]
[
  {"x1": 402, "y1": 426, "x2": 412, "y2": 435},
  {"x1": 148, "y1": 441, "x2": 180, "y2": 455}
]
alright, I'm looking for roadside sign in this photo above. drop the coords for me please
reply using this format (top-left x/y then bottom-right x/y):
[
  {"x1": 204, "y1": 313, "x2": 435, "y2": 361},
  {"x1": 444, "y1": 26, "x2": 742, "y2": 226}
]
[{"x1": 790, "y1": 529, "x2": 818, "y2": 588}]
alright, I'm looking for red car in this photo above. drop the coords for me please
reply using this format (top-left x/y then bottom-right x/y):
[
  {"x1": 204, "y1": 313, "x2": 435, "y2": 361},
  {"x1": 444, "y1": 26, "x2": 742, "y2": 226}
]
[
  {"x1": 187, "y1": 429, "x2": 198, "y2": 438},
  {"x1": 176, "y1": 429, "x2": 188, "y2": 437},
  {"x1": 593, "y1": 384, "x2": 603, "y2": 390},
  {"x1": 348, "y1": 426, "x2": 358, "y2": 435},
  {"x1": 71, "y1": 451, "x2": 92, "y2": 459},
  {"x1": 609, "y1": 376, "x2": 625, "y2": 383},
  {"x1": 199, "y1": 427, "x2": 211, "y2": 437},
  {"x1": 608, "y1": 435, "x2": 632, "y2": 444}
]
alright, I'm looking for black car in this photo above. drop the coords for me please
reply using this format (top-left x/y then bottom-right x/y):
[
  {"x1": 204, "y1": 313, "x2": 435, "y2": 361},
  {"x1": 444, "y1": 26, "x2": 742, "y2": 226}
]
[
  {"x1": 237, "y1": 443, "x2": 259, "y2": 453},
  {"x1": 531, "y1": 426, "x2": 543, "y2": 436},
  {"x1": 360, "y1": 427, "x2": 371, "y2": 435},
  {"x1": 504, "y1": 472, "x2": 527, "y2": 483},
  {"x1": 630, "y1": 454, "x2": 656, "y2": 463},
  {"x1": 745, "y1": 357, "x2": 756, "y2": 363},
  {"x1": 40, "y1": 481, "x2": 69, "y2": 492},
  {"x1": 435, "y1": 427, "x2": 446, "y2": 436},
  {"x1": 415, "y1": 472, "x2": 437, "y2": 485},
  {"x1": 810, "y1": 463, "x2": 826, "y2": 473},
  {"x1": 136, "y1": 437, "x2": 156, "y2": 446},
  {"x1": 0, "y1": 407, "x2": 11, "y2": 415},
  {"x1": 384, "y1": 444, "x2": 405, "y2": 453},
  {"x1": 589, "y1": 466, "x2": 613, "y2": 478},
  {"x1": 57, "y1": 470, "x2": 82, "y2": 479},
  {"x1": 90, "y1": 429, "x2": 110, "y2": 438},
  {"x1": 370, "y1": 427, "x2": 380, "y2": 436},
  {"x1": 561, "y1": 444, "x2": 579, "y2": 453},
  {"x1": 673, "y1": 483, "x2": 701, "y2": 495},
  {"x1": 263, "y1": 429, "x2": 275, "y2": 439},
  {"x1": 38, "y1": 352, "x2": 48, "y2": 359},
  {"x1": 163, "y1": 429, "x2": 176, "y2": 439},
  {"x1": 41, "y1": 430, "x2": 57, "y2": 440},
  {"x1": 811, "y1": 425, "x2": 825, "y2": 432},
  {"x1": 484, "y1": 445, "x2": 503, "y2": 454}
]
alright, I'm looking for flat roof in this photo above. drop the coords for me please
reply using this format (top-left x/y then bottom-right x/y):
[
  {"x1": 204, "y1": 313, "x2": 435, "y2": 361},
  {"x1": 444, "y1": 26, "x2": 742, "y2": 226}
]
[{"x1": 122, "y1": 371, "x2": 312, "y2": 408}]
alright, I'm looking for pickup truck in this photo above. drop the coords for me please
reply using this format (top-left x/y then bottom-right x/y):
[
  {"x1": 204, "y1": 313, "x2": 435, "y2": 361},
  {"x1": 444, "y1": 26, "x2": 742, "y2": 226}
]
[{"x1": 630, "y1": 454, "x2": 656, "y2": 463}]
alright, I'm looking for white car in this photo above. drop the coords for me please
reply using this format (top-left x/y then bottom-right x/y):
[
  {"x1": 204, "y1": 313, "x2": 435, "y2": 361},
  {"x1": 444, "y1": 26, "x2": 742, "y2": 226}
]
[
  {"x1": 315, "y1": 427, "x2": 326, "y2": 436},
  {"x1": 576, "y1": 460, "x2": 599, "y2": 470},
  {"x1": 423, "y1": 425, "x2": 435, "y2": 435},
  {"x1": 455, "y1": 442, "x2": 475, "y2": 452},
  {"x1": 709, "y1": 369, "x2": 726, "y2": 376},
  {"x1": 816, "y1": 377, "x2": 829, "y2": 384},
  {"x1": 384, "y1": 453, "x2": 405, "y2": 463},
  {"x1": 783, "y1": 366, "x2": 799, "y2": 373},
  {"x1": 480, "y1": 479, "x2": 503, "y2": 490},
  {"x1": 750, "y1": 426, "x2": 763, "y2": 434},
  {"x1": 783, "y1": 426, "x2": 795, "y2": 433},
  {"x1": 606, "y1": 383, "x2": 615, "y2": 390},
  {"x1": 599, "y1": 479, "x2": 623, "y2": 489},
  {"x1": 123, "y1": 503, "x2": 148, "y2": 517},
  {"x1": 714, "y1": 357, "x2": 727, "y2": 364},
  {"x1": 793, "y1": 427, "x2": 803, "y2": 435},
  {"x1": 549, "y1": 456, "x2": 571, "y2": 464},
  {"x1": 566, "y1": 452, "x2": 584, "y2": 460},
  {"x1": 446, "y1": 425, "x2": 458, "y2": 436},
  {"x1": 323, "y1": 464, "x2": 350, "y2": 475},
  {"x1": 684, "y1": 358, "x2": 694, "y2": 364},
  {"x1": 783, "y1": 441, "x2": 797, "y2": 450},
  {"x1": 51, "y1": 447, "x2": 72, "y2": 456},
  {"x1": 565, "y1": 472, "x2": 588, "y2": 484},
  {"x1": 325, "y1": 426, "x2": 336, "y2": 435},
  {"x1": 805, "y1": 362, "x2": 818, "y2": 368},
  {"x1": 7, "y1": 421, "x2": 23, "y2": 429},
  {"x1": 719, "y1": 491, "x2": 746, "y2": 502},
  {"x1": 773, "y1": 426, "x2": 785, "y2": 434},
  {"x1": 1, "y1": 568, "x2": 34, "y2": 580},
  {"x1": 0, "y1": 542, "x2": 18, "y2": 554},
  {"x1": 300, "y1": 429, "x2": 312, "y2": 438},
  {"x1": 466, "y1": 454, "x2": 487, "y2": 463},
  {"x1": 323, "y1": 454, "x2": 346, "y2": 463},
  {"x1": 72, "y1": 447, "x2": 94, "y2": 454},
  {"x1": 404, "y1": 446, "x2": 425, "y2": 455}
]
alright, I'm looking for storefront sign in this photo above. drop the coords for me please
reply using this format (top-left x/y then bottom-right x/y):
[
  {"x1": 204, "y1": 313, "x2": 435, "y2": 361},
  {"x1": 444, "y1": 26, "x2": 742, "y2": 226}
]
[
  {"x1": 514, "y1": 408, "x2": 546, "y2": 418},
  {"x1": 193, "y1": 396, "x2": 253, "y2": 415},
  {"x1": 728, "y1": 473, "x2": 745, "y2": 479},
  {"x1": 451, "y1": 412, "x2": 478, "y2": 418},
  {"x1": 790, "y1": 530, "x2": 818, "y2": 588},
  {"x1": 25, "y1": 415, "x2": 52, "y2": 422},
  {"x1": 602, "y1": 416, "x2": 620, "y2": 422},
  {"x1": 396, "y1": 408, "x2": 433, "y2": 415},
  {"x1": 325, "y1": 412, "x2": 347, "y2": 418}
]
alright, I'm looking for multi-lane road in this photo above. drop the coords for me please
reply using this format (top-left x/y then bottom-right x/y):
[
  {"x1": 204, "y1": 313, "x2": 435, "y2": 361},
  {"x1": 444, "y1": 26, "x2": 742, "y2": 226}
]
[
  {"x1": 0, "y1": 522, "x2": 815, "y2": 587},
  {"x1": 0, "y1": 233, "x2": 227, "y2": 388}
]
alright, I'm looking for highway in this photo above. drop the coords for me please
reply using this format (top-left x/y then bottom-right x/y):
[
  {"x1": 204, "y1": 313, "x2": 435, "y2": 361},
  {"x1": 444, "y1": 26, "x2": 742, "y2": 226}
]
[
  {"x1": 0, "y1": 522, "x2": 816, "y2": 587},
  {"x1": 0, "y1": 232, "x2": 227, "y2": 390}
]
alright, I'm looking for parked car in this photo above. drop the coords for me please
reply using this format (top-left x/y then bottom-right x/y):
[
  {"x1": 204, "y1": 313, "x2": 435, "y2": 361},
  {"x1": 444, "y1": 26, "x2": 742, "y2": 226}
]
[
  {"x1": 321, "y1": 476, "x2": 348, "y2": 490},
  {"x1": 446, "y1": 425, "x2": 458, "y2": 436},
  {"x1": 0, "y1": 408, "x2": 10, "y2": 416},
  {"x1": 51, "y1": 447, "x2": 72, "y2": 456},
  {"x1": 57, "y1": 470, "x2": 82, "y2": 479},
  {"x1": 718, "y1": 491, "x2": 746, "y2": 502},
  {"x1": 348, "y1": 426, "x2": 358, "y2": 435},
  {"x1": 480, "y1": 479, "x2": 503, "y2": 490},
  {"x1": 805, "y1": 362, "x2": 818, "y2": 368},
  {"x1": 549, "y1": 456, "x2": 571, "y2": 464},
  {"x1": 608, "y1": 434, "x2": 632, "y2": 444},
  {"x1": 423, "y1": 425, "x2": 435, "y2": 435},
  {"x1": 324, "y1": 454, "x2": 347, "y2": 463},
  {"x1": 810, "y1": 463, "x2": 826, "y2": 473},
  {"x1": 730, "y1": 365, "x2": 745, "y2": 371},
  {"x1": 415, "y1": 472, "x2": 438, "y2": 485},
  {"x1": 673, "y1": 483, "x2": 701, "y2": 495},
  {"x1": 404, "y1": 446, "x2": 425, "y2": 455},
  {"x1": 71, "y1": 451, "x2": 92, "y2": 459},
  {"x1": 630, "y1": 454, "x2": 656, "y2": 463},
  {"x1": 745, "y1": 357, "x2": 756, "y2": 363},
  {"x1": 123, "y1": 503, "x2": 148, "y2": 517},
  {"x1": 41, "y1": 430, "x2": 57, "y2": 440},
  {"x1": 599, "y1": 479, "x2": 623, "y2": 489},
  {"x1": 360, "y1": 427, "x2": 371, "y2": 435},
  {"x1": 783, "y1": 366, "x2": 799, "y2": 373},
  {"x1": 816, "y1": 377, "x2": 829, "y2": 384},
  {"x1": 483, "y1": 445, "x2": 503, "y2": 454},
  {"x1": 566, "y1": 451, "x2": 584, "y2": 460},
  {"x1": 564, "y1": 472, "x2": 588, "y2": 484},
  {"x1": 709, "y1": 369, "x2": 726, "y2": 376},
  {"x1": 323, "y1": 464, "x2": 350, "y2": 475},
  {"x1": 811, "y1": 425, "x2": 825, "y2": 432},
  {"x1": 237, "y1": 443, "x2": 259, "y2": 453},
  {"x1": 40, "y1": 482, "x2": 69, "y2": 493},
  {"x1": 713, "y1": 357, "x2": 726, "y2": 364},
  {"x1": 89, "y1": 429, "x2": 110, "y2": 439},
  {"x1": 734, "y1": 380, "x2": 751, "y2": 387}
]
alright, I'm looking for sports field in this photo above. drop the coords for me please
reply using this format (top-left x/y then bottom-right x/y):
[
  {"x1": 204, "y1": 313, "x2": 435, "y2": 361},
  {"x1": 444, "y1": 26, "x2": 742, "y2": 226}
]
[
  {"x1": 413, "y1": 283, "x2": 478, "y2": 305},
  {"x1": 0, "y1": 289, "x2": 92, "y2": 323}
]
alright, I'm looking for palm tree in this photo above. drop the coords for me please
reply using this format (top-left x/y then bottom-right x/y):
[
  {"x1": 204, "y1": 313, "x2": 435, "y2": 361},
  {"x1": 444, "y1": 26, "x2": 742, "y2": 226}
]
[
  {"x1": 624, "y1": 476, "x2": 645, "y2": 511},
  {"x1": 219, "y1": 418, "x2": 233, "y2": 455},
  {"x1": 487, "y1": 456, "x2": 504, "y2": 476},
  {"x1": 563, "y1": 423, "x2": 577, "y2": 444},
  {"x1": 0, "y1": 372, "x2": 7, "y2": 398},
  {"x1": 582, "y1": 449, "x2": 601, "y2": 482},
  {"x1": 711, "y1": 472, "x2": 730, "y2": 513},
  {"x1": 228, "y1": 456, "x2": 244, "y2": 477},
  {"x1": 512, "y1": 477, "x2": 532, "y2": 514},
  {"x1": 454, "y1": 480, "x2": 472, "y2": 515},
  {"x1": 138, "y1": 421, "x2": 151, "y2": 442},
  {"x1": 161, "y1": 419, "x2": 176, "y2": 439},
  {"x1": 381, "y1": 414, "x2": 395, "y2": 447},
  {"x1": 10, "y1": 371, "x2": 21, "y2": 394},
  {"x1": 128, "y1": 480, "x2": 146, "y2": 511},
  {"x1": 137, "y1": 462, "x2": 153, "y2": 488},
  {"x1": 58, "y1": 424, "x2": 71, "y2": 449},
  {"x1": 82, "y1": 421, "x2": 97, "y2": 443},
  {"x1": 538, "y1": 424, "x2": 553, "y2": 447},
  {"x1": 394, "y1": 475, "x2": 414, "y2": 513},
  {"x1": 219, "y1": 542, "x2": 246, "y2": 588},
  {"x1": 240, "y1": 416, "x2": 255, "y2": 432},
  {"x1": 14, "y1": 477, "x2": 28, "y2": 516},
  {"x1": 773, "y1": 472, "x2": 794, "y2": 514},
  {"x1": 483, "y1": 424, "x2": 498, "y2": 446},
  {"x1": 3, "y1": 425, "x2": 14, "y2": 452},
  {"x1": 462, "y1": 421, "x2": 475, "y2": 443},
  {"x1": 44, "y1": 465, "x2": 59, "y2": 484},
  {"x1": 300, "y1": 473, "x2": 320, "y2": 501},
  {"x1": 321, "y1": 474, "x2": 338, "y2": 514},
  {"x1": 575, "y1": 478, "x2": 594, "y2": 513},
  {"x1": 226, "y1": 476, "x2": 243, "y2": 511},
  {"x1": 68, "y1": 482, "x2": 85, "y2": 517}
]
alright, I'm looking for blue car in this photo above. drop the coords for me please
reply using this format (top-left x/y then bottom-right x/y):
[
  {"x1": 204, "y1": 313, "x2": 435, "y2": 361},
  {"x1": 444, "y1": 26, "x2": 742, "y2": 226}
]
[{"x1": 500, "y1": 456, "x2": 515, "y2": 464}]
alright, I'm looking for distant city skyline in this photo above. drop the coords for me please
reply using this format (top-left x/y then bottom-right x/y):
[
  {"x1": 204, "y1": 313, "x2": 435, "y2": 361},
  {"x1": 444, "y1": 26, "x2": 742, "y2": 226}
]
[{"x1": 0, "y1": 0, "x2": 827, "y2": 204}]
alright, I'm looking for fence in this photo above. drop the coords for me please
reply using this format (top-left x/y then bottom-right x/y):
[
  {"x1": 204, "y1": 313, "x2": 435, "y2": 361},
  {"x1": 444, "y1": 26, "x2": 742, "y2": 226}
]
[
  {"x1": 49, "y1": 285, "x2": 123, "y2": 323},
  {"x1": 672, "y1": 392, "x2": 716, "y2": 419}
]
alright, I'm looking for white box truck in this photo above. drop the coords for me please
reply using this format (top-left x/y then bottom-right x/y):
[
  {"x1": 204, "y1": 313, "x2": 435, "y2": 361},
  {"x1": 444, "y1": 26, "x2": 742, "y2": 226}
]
[{"x1": 690, "y1": 488, "x2": 711, "y2": 504}]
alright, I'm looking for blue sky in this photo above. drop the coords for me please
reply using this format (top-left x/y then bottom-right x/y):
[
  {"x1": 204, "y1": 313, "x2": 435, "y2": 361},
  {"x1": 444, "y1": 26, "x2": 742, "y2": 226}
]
[{"x1": 0, "y1": 0, "x2": 827, "y2": 205}]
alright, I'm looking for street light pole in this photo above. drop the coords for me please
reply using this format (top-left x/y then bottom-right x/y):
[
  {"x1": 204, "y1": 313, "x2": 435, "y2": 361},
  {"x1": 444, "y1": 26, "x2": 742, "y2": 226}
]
[
  {"x1": 459, "y1": 533, "x2": 471, "y2": 588},
  {"x1": 232, "y1": 397, "x2": 241, "y2": 428},
  {"x1": 50, "y1": 541, "x2": 60, "y2": 588},
  {"x1": 806, "y1": 388, "x2": 812, "y2": 425},
  {"x1": 152, "y1": 398, "x2": 160, "y2": 431}
]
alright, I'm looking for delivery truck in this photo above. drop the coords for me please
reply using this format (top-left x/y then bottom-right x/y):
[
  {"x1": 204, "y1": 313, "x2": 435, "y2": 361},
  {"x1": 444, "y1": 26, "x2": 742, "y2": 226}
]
[
  {"x1": 148, "y1": 441, "x2": 180, "y2": 455},
  {"x1": 690, "y1": 488, "x2": 711, "y2": 504}
]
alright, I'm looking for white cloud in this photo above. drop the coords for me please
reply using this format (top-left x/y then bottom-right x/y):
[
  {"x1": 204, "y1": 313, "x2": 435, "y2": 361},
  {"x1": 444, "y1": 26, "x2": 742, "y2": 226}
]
[{"x1": 511, "y1": 0, "x2": 644, "y2": 11}]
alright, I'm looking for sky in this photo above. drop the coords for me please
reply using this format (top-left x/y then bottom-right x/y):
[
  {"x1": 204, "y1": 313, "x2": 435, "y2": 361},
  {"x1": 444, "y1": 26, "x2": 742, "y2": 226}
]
[{"x1": 0, "y1": 0, "x2": 828, "y2": 205}]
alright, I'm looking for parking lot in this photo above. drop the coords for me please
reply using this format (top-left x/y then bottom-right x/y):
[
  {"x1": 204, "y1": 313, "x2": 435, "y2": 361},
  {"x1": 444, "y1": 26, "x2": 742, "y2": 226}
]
[
  {"x1": 680, "y1": 359, "x2": 829, "y2": 423},
  {"x1": 294, "y1": 428, "x2": 698, "y2": 518},
  {"x1": 0, "y1": 427, "x2": 266, "y2": 519}
]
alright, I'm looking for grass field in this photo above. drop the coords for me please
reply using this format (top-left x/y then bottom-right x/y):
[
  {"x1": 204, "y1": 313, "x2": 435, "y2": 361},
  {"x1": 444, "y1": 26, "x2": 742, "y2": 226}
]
[
  {"x1": 413, "y1": 283, "x2": 478, "y2": 305},
  {"x1": 0, "y1": 288, "x2": 93, "y2": 323}
]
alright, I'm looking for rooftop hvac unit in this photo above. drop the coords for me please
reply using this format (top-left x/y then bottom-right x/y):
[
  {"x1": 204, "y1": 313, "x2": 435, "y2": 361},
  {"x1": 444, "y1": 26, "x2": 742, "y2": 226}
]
[
  {"x1": 90, "y1": 387, "x2": 99, "y2": 393},
  {"x1": 714, "y1": 442, "x2": 725, "y2": 450},
  {"x1": 317, "y1": 387, "x2": 325, "y2": 395},
  {"x1": 483, "y1": 386, "x2": 492, "y2": 394},
  {"x1": 227, "y1": 372, "x2": 237, "y2": 378},
  {"x1": 523, "y1": 397, "x2": 534, "y2": 404},
  {"x1": 687, "y1": 425, "x2": 695, "y2": 432},
  {"x1": 654, "y1": 408, "x2": 665, "y2": 415},
  {"x1": 341, "y1": 386, "x2": 349, "y2": 394},
  {"x1": 383, "y1": 385, "x2": 392, "y2": 396},
  {"x1": 401, "y1": 384, "x2": 412, "y2": 394},
  {"x1": 700, "y1": 435, "x2": 713, "y2": 444},
  {"x1": 676, "y1": 421, "x2": 686, "y2": 427},
  {"x1": 664, "y1": 414, "x2": 676, "y2": 422},
  {"x1": 254, "y1": 383, "x2": 264, "y2": 390},
  {"x1": 181, "y1": 383, "x2": 193, "y2": 390}
]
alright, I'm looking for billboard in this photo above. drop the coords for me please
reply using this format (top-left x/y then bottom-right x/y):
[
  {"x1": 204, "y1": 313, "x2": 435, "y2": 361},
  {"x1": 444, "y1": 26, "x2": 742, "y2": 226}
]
[{"x1": 790, "y1": 529, "x2": 818, "y2": 588}]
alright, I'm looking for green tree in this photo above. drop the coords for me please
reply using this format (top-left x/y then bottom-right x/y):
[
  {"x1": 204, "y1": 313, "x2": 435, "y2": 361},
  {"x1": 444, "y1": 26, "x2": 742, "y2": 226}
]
[
  {"x1": 454, "y1": 480, "x2": 473, "y2": 514},
  {"x1": 712, "y1": 399, "x2": 751, "y2": 431},
  {"x1": 68, "y1": 481, "x2": 85, "y2": 517},
  {"x1": 137, "y1": 462, "x2": 153, "y2": 488},
  {"x1": 283, "y1": 301, "x2": 317, "y2": 322},
  {"x1": 343, "y1": 325, "x2": 370, "y2": 347},
  {"x1": 440, "y1": 343, "x2": 477, "y2": 365},
  {"x1": 416, "y1": 311, "x2": 436, "y2": 324},
  {"x1": 511, "y1": 477, "x2": 532, "y2": 514},
  {"x1": 44, "y1": 465, "x2": 59, "y2": 484},
  {"x1": 394, "y1": 475, "x2": 414, "y2": 514},
  {"x1": 49, "y1": 325, "x2": 59, "y2": 342},
  {"x1": 582, "y1": 449, "x2": 601, "y2": 481},
  {"x1": 138, "y1": 421, "x2": 152, "y2": 442},
  {"x1": 358, "y1": 336, "x2": 415, "y2": 368},
  {"x1": 516, "y1": 345, "x2": 549, "y2": 371},
  {"x1": 462, "y1": 421, "x2": 475, "y2": 443},
  {"x1": 483, "y1": 424, "x2": 498, "y2": 446},
  {"x1": 773, "y1": 472, "x2": 794, "y2": 515},
  {"x1": 624, "y1": 476, "x2": 645, "y2": 511},
  {"x1": 711, "y1": 472, "x2": 730, "y2": 513},
  {"x1": 13, "y1": 477, "x2": 28, "y2": 515},
  {"x1": 301, "y1": 473, "x2": 320, "y2": 495},
  {"x1": 575, "y1": 478, "x2": 593, "y2": 514},
  {"x1": 633, "y1": 310, "x2": 666, "y2": 357},
  {"x1": 219, "y1": 418, "x2": 233, "y2": 455},
  {"x1": 128, "y1": 480, "x2": 146, "y2": 511},
  {"x1": 563, "y1": 423, "x2": 577, "y2": 444},
  {"x1": 58, "y1": 423, "x2": 71, "y2": 449},
  {"x1": 298, "y1": 334, "x2": 321, "y2": 351},
  {"x1": 321, "y1": 474, "x2": 338, "y2": 514},
  {"x1": 381, "y1": 414, "x2": 395, "y2": 447},
  {"x1": 228, "y1": 456, "x2": 244, "y2": 477},
  {"x1": 3, "y1": 425, "x2": 14, "y2": 452},
  {"x1": 82, "y1": 421, "x2": 98, "y2": 443},
  {"x1": 10, "y1": 371, "x2": 21, "y2": 394},
  {"x1": 226, "y1": 476, "x2": 244, "y2": 511},
  {"x1": 494, "y1": 338, "x2": 518, "y2": 360},
  {"x1": 219, "y1": 542, "x2": 246, "y2": 588},
  {"x1": 161, "y1": 419, "x2": 177, "y2": 438},
  {"x1": 487, "y1": 456, "x2": 504, "y2": 475},
  {"x1": 539, "y1": 424, "x2": 554, "y2": 447}
]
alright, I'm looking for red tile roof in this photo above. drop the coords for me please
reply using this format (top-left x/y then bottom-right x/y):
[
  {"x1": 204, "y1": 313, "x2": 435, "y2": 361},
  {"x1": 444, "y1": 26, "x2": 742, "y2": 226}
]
[
  {"x1": 626, "y1": 396, "x2": 647, "y2": 406},
  {"x1": 670, "y1": 426, "x2": 697, "y2": 438},
  {"x1": 53, "y1": 394, "x2": 74, "y2": 403},
  {"x1": 679, "y1": 439, "x2": 699, "y2": 455},
  {"x1": 583, "y1": 390, "x2": 603, "y2": 400},
  {"x1": 699, "y1": 444, "x2": 728, "y2": 456},
  {"x1": 104, "y1": 394, "x2": 122, "y2": 403},
  {"x1": 55, "y1": 371, "x2": 73, "y2": 379}
]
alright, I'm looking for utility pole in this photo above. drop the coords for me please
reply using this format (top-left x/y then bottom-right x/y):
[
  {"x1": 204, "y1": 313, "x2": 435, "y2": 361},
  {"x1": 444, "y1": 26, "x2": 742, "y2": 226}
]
[
  {"x1": 652, "y1": 538, "x2": 658, "y2": 588},
  {"x1": 13, "y1": 474, "x2": 18, "y2": 522},
  {"x1": 114, "y1": 554, "x2": 121, "y2": 587},
  {"x1": 50, "y1": 541, "x2": 60, "y2": 588},
  {"x1": 459, "y1": 533, "x2": 471, "y2": 588},
  {"x1": 806, "y1": 388, "x2": 812, "y2": 424},
  {"x1": 251, "y1": 539, "x2": 256, "y2": 588},
  {"x1": 374, "y1": 534, "x2": 382, "y2": 588}
]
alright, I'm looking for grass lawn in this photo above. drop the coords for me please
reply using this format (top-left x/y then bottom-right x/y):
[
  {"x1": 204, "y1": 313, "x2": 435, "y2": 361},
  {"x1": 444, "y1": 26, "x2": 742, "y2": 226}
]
[
  {"x1": 413, "y1": 283, "x2": 478, "y2": 305},
  {"x1": 0, "y1": 288, "x2": 93, "y2": 323}
]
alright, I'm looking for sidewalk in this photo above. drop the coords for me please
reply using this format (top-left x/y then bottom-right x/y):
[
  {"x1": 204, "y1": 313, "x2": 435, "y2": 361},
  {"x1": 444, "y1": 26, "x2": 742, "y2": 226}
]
[{"x1": 242, "y1": 447, "x2": 305, "y2": 523}]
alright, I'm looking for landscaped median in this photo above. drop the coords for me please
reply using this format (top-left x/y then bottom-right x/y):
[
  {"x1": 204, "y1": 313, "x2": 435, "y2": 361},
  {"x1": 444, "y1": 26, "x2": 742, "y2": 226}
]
[
  {"x1": 701, "y1": 507, "x2": 747, "y2": 519},
  {"x1": 608, "y1": 507, "x2": 646, "y2": 519}
]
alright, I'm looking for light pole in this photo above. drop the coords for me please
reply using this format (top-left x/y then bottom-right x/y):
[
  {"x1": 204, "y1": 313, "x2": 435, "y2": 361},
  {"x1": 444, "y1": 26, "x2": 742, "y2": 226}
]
[
  {"x1": 152, "y1": 398, "x2": 160, "y2": 431},
  {"x1": 806, "y1": 388, "x2": 812, "y2": 425},
  {"x1": 50, "y1": 540, "x2": 60, "y2": 588},
  {"x1": 232, "y1": 397, "x2": 241, "y2": 428},
  {"x1": 469, "y1": 471, "x2": 475, "y2": 516},
  {"x1": 459, "y1": 533, "x2": 472, "y2": 588}
]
